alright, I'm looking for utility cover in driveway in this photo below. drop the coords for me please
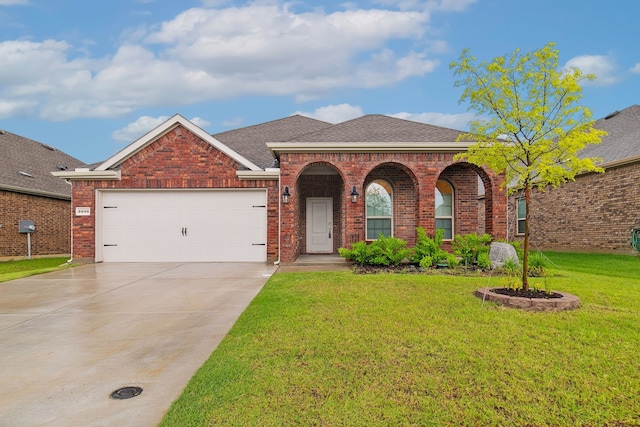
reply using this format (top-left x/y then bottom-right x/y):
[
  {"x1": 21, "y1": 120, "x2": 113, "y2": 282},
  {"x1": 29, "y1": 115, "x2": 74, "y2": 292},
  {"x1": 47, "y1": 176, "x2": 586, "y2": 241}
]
[{"x1": 99, "y1": 189, "x2": 267, "y2": 262}]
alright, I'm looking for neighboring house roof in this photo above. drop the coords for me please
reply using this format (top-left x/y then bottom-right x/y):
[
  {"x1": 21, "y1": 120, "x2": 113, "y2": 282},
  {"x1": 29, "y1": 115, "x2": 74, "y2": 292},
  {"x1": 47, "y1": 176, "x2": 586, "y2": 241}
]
[
  {"x1": 214, "y1": 115, "x2": 333, "y2": 169},
  {"x1": 581, "y1": 105, "x2": 640, "y2": 167},
  {"x1": 0, "y1": 130, "x2": 85, "y2": 199},
  {"x1": 287, "y1": 114, "x2": 464, "y2": 143}
]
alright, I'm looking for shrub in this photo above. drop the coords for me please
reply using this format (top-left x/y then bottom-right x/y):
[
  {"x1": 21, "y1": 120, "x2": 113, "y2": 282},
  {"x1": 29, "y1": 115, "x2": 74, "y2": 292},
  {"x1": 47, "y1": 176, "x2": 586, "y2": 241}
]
[
  {"x1": 338, "y1": 235, "x2": 411, "y2": 267},
  {"x1": 445, "y1": 253, "x2": 460, "y2": 268},
  {"x1": 338, "y1": 241, "x2": 368, "y2": 265},
  {"x1": 477, "y1": 251, "x2": 491, "y2": 270},
  {"x1": 528, "y1": 251, "x2": 549, "y2": 277},
  {"x1": 452, "y1": 233, "x2": 492, "y2": 268},
  {"x1": 411, "y1": 228, "x2": 448, "y2": 266},
  {"x1": 419, "y1": 256, "x2": 433, "y2": 269}
]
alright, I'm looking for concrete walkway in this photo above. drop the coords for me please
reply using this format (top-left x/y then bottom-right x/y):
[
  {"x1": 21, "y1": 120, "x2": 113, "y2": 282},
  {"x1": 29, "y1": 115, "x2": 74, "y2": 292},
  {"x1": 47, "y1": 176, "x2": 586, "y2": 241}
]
[{"x1": 0, "y1": 262, "x2": 276, "y2": 427}]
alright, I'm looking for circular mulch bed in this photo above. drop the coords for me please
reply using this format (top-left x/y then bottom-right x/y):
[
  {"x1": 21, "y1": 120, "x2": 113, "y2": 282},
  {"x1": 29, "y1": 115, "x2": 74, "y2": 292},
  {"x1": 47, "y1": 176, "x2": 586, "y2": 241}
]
[{"x1": 475, "y1": 287, "x2": 579, "y2": 312}]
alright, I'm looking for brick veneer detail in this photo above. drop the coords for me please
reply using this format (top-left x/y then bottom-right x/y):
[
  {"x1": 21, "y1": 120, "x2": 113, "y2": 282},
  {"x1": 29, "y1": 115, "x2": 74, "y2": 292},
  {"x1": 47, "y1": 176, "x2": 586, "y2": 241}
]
[
  {"x1": 508, "y1": 162, "x2": 640, "y2": 254},
  {"x1": 0, "y1": 190, "x2": 71, "y2": 258}
]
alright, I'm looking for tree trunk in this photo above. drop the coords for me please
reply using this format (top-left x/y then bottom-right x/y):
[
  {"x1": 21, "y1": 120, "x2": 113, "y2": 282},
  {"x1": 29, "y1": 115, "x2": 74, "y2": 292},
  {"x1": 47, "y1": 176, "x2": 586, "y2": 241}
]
[{"x1": 522, "y1": 185, "x2": 530, "y2": 291}]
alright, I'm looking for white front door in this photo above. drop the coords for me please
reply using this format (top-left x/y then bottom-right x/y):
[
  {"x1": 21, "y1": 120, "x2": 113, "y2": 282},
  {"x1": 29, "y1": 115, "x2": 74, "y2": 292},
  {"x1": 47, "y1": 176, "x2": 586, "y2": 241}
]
[{"x1": 306, "y1": 197, "x2": 333, "y2": 253}]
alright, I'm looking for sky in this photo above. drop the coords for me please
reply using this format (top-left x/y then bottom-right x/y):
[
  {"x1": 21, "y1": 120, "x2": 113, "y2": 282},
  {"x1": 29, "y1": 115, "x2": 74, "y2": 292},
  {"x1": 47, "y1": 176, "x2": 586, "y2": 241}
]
[{"x1": 1, "y1": 0, "x2": 639, "y2": 164}]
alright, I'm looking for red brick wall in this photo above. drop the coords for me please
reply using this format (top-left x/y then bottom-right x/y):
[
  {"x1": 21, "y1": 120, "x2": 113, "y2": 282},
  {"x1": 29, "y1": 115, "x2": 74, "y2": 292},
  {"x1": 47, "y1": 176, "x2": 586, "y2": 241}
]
[
  {"x1": 0, "y1": 190, "x2": 71, "y2": 258},
  {"x1": 508, "y1": 161, "x2": 640, "y2": 254},
  {"x1": 278, "y1": 152, "x2": 507, "y2": 262},
  {"x1": 70, "y1": 125, "x2": 278, "y2": 262}
]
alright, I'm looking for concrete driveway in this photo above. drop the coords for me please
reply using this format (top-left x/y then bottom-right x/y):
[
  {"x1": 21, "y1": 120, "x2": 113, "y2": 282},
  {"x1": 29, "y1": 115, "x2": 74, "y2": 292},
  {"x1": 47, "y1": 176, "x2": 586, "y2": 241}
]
[{"x1": 0, "y1": 262, "x2": 276, "y2": 427}]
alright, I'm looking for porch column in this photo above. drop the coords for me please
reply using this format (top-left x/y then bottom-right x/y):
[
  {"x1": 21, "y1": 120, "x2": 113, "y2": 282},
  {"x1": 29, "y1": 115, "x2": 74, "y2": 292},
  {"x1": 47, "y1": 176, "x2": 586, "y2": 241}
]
[
  {"x1": 279, "y1": 170, "x2": 298, "y2": 263},
  {"x1": 344, "y1": 181, "x2": 365, "y2": 245}
]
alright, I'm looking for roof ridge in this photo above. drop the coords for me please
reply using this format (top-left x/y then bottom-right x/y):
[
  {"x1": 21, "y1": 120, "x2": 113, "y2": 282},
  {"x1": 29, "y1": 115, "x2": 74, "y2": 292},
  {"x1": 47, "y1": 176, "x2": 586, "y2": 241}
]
[{"x1": 214, "y1": 114, "x2": 331, "y2": 137}]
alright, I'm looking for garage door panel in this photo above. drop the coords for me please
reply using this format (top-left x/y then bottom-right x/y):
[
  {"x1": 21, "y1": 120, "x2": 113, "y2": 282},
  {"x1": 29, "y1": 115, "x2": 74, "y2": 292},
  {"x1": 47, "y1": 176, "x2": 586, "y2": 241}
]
[{"x1": 100, "y1": 190, "x2": 267, "y2": 262}]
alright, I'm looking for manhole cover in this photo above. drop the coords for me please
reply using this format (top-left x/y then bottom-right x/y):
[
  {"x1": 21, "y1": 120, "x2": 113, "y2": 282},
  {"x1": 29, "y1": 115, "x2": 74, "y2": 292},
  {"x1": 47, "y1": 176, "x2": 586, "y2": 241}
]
[{"x1": 110, "y1": 386, "x2": 143, "y2": 400}]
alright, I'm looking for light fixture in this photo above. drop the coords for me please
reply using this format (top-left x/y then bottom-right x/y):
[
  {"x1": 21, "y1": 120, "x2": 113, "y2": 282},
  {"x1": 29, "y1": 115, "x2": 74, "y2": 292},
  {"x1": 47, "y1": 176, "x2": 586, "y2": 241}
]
[
  {"x1": 350, "y1": 185, "x2": 359, "y2": 203},
  {"x1": 282, "y1": 186, "x2": 290, "y2": 204}
]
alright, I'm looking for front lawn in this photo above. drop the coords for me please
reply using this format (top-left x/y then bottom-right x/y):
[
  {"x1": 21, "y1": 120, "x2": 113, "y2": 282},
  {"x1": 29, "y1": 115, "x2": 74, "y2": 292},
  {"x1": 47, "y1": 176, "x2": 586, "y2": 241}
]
[
  {"x1": 0, "y1": 257, "x2": 71, "y2": 283},
  {"x1": 161, "y1": 252, "x2": 640, "y2": 426}
]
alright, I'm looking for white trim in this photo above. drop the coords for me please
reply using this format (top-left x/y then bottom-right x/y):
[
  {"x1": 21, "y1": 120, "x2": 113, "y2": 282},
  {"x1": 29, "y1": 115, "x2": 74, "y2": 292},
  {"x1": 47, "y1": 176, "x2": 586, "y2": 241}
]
[
  {"x1": 267, "y1": 141, "x2": 474, "y2": 156},
  {"x1": 51, "y1": 169, "x2": 121, "y2": 180},
  {"x1": 236, "y1": 169, "x2": 279, "y2": 180},
  {"x1": 96, "y1": 114, "x2": 262, "y2": 172}
]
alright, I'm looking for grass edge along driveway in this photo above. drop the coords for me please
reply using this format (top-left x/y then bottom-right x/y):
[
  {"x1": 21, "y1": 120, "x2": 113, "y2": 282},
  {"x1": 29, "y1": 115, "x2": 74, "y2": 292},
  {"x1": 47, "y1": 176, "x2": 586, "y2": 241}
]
[
  {"x1": 0, "y1": 257, "x2": 72, "y2": 283},
  {"x1": 161, "y1": 252, "x2": 640, "y2": 427}
]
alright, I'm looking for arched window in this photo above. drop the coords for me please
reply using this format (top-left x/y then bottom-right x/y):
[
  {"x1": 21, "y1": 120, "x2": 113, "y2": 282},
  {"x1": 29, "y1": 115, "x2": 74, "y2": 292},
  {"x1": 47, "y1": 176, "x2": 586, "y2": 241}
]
[
  {"x1": 366, "y1": 180, "x2": 392, "y2": 239},
  {"x1": 435, "y1": 180, "x2": 453, "y2": 240}
]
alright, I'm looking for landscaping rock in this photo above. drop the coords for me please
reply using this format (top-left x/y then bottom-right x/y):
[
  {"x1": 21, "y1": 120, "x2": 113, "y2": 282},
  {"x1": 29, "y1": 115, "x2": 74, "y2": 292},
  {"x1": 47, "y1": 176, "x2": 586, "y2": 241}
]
[{"x1": 489, "y1": 242, "x2": 519, "y2": 269}]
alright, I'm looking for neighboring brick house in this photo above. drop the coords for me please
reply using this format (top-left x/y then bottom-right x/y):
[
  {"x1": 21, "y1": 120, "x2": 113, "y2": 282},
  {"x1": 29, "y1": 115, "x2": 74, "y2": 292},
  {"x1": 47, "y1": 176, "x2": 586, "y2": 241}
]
[
  {"x1": 508, "y1": 105, "x2": 640, "y2": 254},
  {"x1": 54, "y1": 114, "x2": 507, "y2": 264},
  {"x1": 0, "y1": 130, "x2": 85, "y2": 259}
]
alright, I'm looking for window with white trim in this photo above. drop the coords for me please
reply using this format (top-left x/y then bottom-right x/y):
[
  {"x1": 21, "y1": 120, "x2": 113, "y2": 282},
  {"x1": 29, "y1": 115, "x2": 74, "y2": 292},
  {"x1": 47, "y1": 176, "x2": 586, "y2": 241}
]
[
  {"x1": 435, "y1": 180, "x2": 453, "y2": 240},
  {"x1": 517, "y1": 198, "x2": 526, "y2": 235},
  {"x1": 366, "y1": 180, "x2": 392, "y2": 239}
]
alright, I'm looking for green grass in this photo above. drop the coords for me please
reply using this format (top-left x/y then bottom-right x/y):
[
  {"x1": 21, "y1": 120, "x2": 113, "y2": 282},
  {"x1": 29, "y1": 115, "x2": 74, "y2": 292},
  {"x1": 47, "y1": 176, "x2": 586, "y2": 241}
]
[
  {"x1": 161, "y1": 252, "x2": 640, "y2": 426},
  {"x1": 0, "y1": 257, "x2": 71, "y2": 282}
]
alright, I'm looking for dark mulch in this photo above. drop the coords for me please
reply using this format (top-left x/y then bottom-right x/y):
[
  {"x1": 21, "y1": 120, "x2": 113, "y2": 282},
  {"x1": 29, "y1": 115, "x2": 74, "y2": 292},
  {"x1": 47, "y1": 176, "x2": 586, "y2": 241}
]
[
  {"x1": 351, "y1": 264, "x2": 487, "y2": 275},
  {"x1": 492, "y1": 287, "x2": 562, "y2": 299}
]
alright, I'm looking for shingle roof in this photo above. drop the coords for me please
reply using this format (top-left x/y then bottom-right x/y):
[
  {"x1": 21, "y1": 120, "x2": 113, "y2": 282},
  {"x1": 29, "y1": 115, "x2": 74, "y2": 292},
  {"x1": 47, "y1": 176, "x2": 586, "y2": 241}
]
[
  {"x1": 213, "y1": 115, "x2": 333, "y2": 168},
  {"x1": 287, "y1": 114, "x2": 464, "y2": 143},
  {"x1": 581, "y1": 105, "x2": 640, "y2": 165},
  {"x1": 0, "y1": 131, "x2": 85, "y2": 199}
]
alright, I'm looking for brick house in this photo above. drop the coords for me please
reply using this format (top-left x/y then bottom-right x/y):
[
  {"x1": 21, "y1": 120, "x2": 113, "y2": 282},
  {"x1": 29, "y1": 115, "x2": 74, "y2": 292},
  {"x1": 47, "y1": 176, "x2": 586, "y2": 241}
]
[
  {"x1": 508, "y1": 105, "x2": 640, "y2": 254},
  {"x1": 53, "y1": 114, "x2": 507, "y2": 263},
  {"x1": 0, "y1": 130, "x2": 85, "y2": 259}
]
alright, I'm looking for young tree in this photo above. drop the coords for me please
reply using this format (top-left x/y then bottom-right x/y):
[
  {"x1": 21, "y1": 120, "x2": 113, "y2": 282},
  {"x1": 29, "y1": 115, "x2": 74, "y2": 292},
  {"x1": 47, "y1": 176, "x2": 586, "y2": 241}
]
[{"x1": 450, "y1": 42, "x2": 606, "y2": 290}]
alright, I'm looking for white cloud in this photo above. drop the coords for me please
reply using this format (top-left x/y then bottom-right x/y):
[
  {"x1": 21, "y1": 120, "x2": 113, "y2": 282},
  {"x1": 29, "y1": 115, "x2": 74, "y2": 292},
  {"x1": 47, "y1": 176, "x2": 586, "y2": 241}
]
[
  {"x1": 0, "y1": 0, "x2": 28, "y2": 5},
  {"x1": 112, "y1": 115, "x2": 211, "y2": 142},
  {"x1": 0, "y1": 2, "x2": 456, "y2": 121},
  {"x1": 390, "y1": 111, "x2": 475, "y2": 130},
  {"x1": 631, "y1": 63, "x2": 640, "y2": 73},
  {"x1": 563, "y1": 54, "x2": 617, "y2": 86},
  {"x1": 296, "y1": 104, "x2": 364, "y2": 123}
]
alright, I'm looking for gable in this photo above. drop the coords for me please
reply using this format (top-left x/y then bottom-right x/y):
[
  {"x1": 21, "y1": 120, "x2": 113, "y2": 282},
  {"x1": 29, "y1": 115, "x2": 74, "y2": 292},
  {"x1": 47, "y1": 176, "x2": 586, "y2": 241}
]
[
  {"x1": 117, "y1": 124, "x2": 244, "y2": 179},
  {"x1": 95, "y1": 114, "x2": 262, "y2": 172}
]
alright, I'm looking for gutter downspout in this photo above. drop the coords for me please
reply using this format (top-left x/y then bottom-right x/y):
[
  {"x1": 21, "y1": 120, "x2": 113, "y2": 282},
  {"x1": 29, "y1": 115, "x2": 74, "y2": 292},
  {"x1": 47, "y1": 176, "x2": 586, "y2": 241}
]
[{"x1": 274, "y1": 172, "x2": 282, "y2": 266}]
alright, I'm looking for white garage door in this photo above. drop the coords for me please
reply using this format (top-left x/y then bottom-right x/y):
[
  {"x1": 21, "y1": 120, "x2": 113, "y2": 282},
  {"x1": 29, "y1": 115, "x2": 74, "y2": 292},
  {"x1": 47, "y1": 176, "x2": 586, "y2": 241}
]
[{"x1": 99, "y1": 190, "x2": 267, "y2": 262}]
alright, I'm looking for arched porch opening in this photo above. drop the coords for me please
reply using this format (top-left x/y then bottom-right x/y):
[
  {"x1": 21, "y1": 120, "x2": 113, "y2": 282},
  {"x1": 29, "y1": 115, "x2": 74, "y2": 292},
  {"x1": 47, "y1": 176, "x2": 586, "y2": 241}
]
[
  {"x1": 296, "y1": 163, "x2": 345, "y2": 255},
  {"x1": 364, "y1": 163, "x2": 419, "y2": 246},
  {"x1": 437, "y1": 162, "x2": 499, "y2": 239}
]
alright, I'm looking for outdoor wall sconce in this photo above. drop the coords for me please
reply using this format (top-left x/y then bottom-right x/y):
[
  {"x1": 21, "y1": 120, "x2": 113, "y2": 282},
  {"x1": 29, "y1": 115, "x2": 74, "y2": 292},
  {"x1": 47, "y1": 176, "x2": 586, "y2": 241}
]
[
  {"x1": 350, "y1": 185, "x2": 359, "y2": 203},
  {"x1": 282, "y1": 186, "x2": 291, "y2": 204}
]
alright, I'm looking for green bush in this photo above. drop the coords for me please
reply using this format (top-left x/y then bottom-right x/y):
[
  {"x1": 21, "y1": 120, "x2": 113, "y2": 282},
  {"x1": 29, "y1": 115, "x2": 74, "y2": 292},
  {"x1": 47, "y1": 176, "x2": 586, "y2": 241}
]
[
  {"x1": 445, "y1": 253, "x2": 460, "y2": 268},
  {"x1": 338, "y1": 241, "x2": 369, "y2": 265},
  {"x1": 452, "y1": 233, "x2": 492, "y2": 268},
  {"x1": 338, "y1": 234, "x2": 411, "y2": 267},
  {"x1": 477, "y1": 251, "x2": 491, "y2": 270},
  {"x1": 528, "y1": 251, "x2": 549, "y2": 277},
  {"x1": 418, "y1": 255, "x2": 433, "y2": 269},
  {"x1": 411, "y1": 228, "x2": 448, "y2": 266}
]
